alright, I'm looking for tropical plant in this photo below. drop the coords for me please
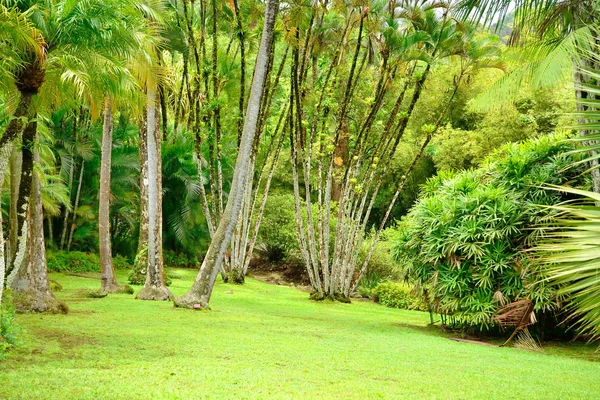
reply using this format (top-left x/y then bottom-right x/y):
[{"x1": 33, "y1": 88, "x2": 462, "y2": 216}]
[
  {"x1": 286, "y1": 1, "x2": 504, "y2": 300},
  {"x1": 534, "y1": 56, "x2": 600, "y2": 341},
  {"x1": 458, "y1": 0, "x2": 600, "y2": 189},
  {"x1": 394, "y1": 134, "x2": 587, "y2": 331}
]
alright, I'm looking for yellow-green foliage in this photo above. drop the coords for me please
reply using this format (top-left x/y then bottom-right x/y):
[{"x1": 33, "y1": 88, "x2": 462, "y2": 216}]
[{"x1": 371, "y1": 281, "x2": 427, "y2": 311}]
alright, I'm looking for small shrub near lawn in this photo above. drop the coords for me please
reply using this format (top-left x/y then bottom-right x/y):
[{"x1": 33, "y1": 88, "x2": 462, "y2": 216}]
[
  {"x1": 371, "y1": 282, "x2": 427, "y2": 311},
  {"x1": 47, "y1": 251, "x2": 132, "y2": 273},
  {"x1": 1, "y1": 291, "x2": 20, "y2": 359},
  {"x1": 164, "y1": 250, "x2": 199, "y2": 268},
  {"x1": 356, "y1": 229, "x2": 403, "y2": 297}
]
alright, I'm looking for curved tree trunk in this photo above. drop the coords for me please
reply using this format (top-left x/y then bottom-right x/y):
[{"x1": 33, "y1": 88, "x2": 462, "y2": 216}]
[
  {"x1": 98, "y1": 97, "x2": 119, "y2": 293},
  {"x1": 174, "y1": 0, "x2": 280, "y2": 309},
  {"x1": 137, "y1": 86, "x2": 172, "y2": 300}
]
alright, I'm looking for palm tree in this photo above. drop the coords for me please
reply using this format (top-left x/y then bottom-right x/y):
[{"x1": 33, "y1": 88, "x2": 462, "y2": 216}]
[
  {"x1": 2, "y1": 0, "x2": 145, "y2": 309},
  {"x1": 536, "y1": 57, "x2": 600, "y2": 341},
  {"x1": 457, "y1": 0, "x2": 600, "y2": 190},
  {"x1": 174, "y1": 0, "x2": 281, "y2": 309}
]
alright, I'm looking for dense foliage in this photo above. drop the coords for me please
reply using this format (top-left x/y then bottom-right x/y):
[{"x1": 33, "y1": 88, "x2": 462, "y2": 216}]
[
  {"x1": 47, "y1": 251, "x2": 131, "y2": 273},
  {"x1": 394, "y1": 134, "x2": 587, "y2": 330}
]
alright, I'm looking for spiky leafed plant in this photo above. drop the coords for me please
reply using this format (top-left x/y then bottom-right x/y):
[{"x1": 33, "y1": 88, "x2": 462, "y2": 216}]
[{"x1": 395, "y1": 133, "x2": 586, "y2": 331}]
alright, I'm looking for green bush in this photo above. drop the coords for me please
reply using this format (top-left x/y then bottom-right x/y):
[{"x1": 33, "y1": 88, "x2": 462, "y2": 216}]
[
  {"x1": 1, "y1": 291, "x2": 20, "y2": 359},
  {"x1": 371, "y1": 282, "x2": 426, "y2": 311},
  {"x1": 356, "y1": 229, "x2": 403, "y2": 297},
  {"x1": 47, "y1": 251, "x2": 132, "y2": 273},
  {"x1": 395, "y1": 134, "x2": 587, "y2": 331},
  {"x1": 164, "y1": 250, "x2": 199, "y2": 268},
  {"x1": 258, "y1": 193, "x2": 298, "y2": 262},
  {"x1": 259, "y1": 193, "x2": 339, "y2": 263}
]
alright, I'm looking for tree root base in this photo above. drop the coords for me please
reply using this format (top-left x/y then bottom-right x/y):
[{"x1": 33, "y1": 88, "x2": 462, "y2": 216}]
[
  {"x1": 100, "y1": 284, "x2": 133, "y2": 295},
  {"x1": 173, "y1": 292, "x2": 209, "y2": 310},
  {"x1": 136, "y1": 285, "x2": 173, "y2": 301},
  {"x1": 13, "y1": 289, "x2": 68, "y2": 314},
  {"x1": 227, "y1": 270, "x2": 245, "y2": 284},
  {"x1": 310, "y1": 291, "x2": 351, "y2": 303}
]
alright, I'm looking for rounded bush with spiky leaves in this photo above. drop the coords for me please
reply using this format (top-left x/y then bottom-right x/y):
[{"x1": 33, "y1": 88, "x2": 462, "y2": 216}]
[{"x1": 394, "y1": 134, "x2": 587, "y2": 331}]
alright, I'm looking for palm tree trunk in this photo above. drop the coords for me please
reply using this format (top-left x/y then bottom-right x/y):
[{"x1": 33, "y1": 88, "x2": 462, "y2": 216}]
[
  {"x1": 0, "y1": 166, "x2": 5, "y2": 309},
  {"x1": 130, "y1": 116, "x2": 149, "y2": 285},
  {"x1": 8, "y1": 148, "x2": 22, "y2": 269},
  {"x1": 7, "y1": 125, "x2": 61, "y2": 312},
  {"x1": 66, "y1": 160, "x2": 84, "y2": 251},
  {"x1": 27, "y1": 147, "x2": 60, "y2": 312},
  {"x1": 174, "y1": 0, "x2": 280, "y2": 309},
  {"x1": 0, "y1": 92, "x2": 33, "y2": 157},
  {"x1": 98, "y1": 97, "x2": 119, "y2": 293},
  {"x1": 233, "y1": 0, "x2": 246, "y2": 144},
  {"x1": 7, "y1": 114, "x2": 37, "y2": 291},
  {"x1": 137, "y1": 85, "x2": 172, "y2": 301}
]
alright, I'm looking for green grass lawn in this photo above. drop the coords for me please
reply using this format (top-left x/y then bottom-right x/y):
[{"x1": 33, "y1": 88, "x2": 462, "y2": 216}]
[{"x1": 1, "y1": 268, "x2": 599, "y2": 399}]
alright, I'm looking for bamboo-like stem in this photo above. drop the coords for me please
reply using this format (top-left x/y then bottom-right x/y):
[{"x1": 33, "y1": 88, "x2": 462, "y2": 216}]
[{"x1": 66, "y1": 160, "x2": 84, "y2": 251}]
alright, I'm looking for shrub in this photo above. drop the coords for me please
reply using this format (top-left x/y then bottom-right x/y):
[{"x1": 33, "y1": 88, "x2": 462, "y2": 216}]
[
  {"x1": 47, "y1": 251, "x2": 132, "y2": 273},
  {"x1": 371, "y1": 282, "x2": 426, "y2": 311},
  {"x1": 258, "y1": 193, "x2": 298, "y2": 262},
  {"x1": 395, "y1": 134, "x2": 587, "y2": 331},
  {"x1": 259, "y1": 193, "x2": 338, "y2": 263},
  {"x1": 356, "y1": 229, "x2": 403, "y2": 297},
  {"x1": 0, "y1": 291, "x2": 20, "y2": 359},
  {"x1": 164, "y1": 250, "x2": 200, "y2": 268}
]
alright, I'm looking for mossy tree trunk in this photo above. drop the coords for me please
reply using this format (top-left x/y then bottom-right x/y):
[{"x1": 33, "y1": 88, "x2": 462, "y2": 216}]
[{"x1": 130, "y1": 115, "x2": 148, "y2": 285}]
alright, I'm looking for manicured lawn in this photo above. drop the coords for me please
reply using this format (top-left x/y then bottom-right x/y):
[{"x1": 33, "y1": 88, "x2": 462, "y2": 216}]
[{"x1": 1, "y1": 268, "x2": 599, "y2": 399}]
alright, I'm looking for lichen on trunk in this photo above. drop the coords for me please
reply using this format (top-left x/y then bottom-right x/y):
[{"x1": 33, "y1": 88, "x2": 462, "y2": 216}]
[{"x1": 136, "y1": 83, "x2": 172, "y2": 301}]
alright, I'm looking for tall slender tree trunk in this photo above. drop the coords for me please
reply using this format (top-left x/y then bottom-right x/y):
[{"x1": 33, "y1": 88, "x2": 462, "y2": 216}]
[
  {"x1": 137, "y1": 85, "x2": 172, "y2": 301},
  {"x1": 66, "y1": 160, "x2": 84, "y2": 251},
  {"x1": 98, "y1": 97, "x2": 119, "y2": 293},
  {"x1": 0, "y1": 164, "x2": 5, "y2": 309},
  {"x1": 26, "y1": 148, "x2": 61, "y2": 312},
  {"x1": 332, "y1": 118, "x2": 349, "y2": 202},
  {"x1": 130, "y1": 116, "x2": 149, "y2": 285},
  {"x1": 174, "y1": 0, "x2": 280, "y2": 309},
  {"x1": 59, "y1": 156, "x2": 74, "y2": 250}
]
